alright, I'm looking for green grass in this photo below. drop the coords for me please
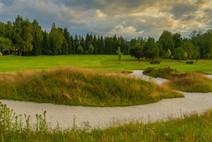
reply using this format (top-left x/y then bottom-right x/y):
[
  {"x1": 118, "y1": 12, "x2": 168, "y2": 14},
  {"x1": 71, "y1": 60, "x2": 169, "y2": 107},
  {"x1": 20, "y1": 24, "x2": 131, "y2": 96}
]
[
  {"x1": 0, "y1": 68, "x2": 182, "y2": 106},
  {"x1": 0, "y1": 55, "x2": 212, "y2": 73},
  {"x1": 1, "y1": 102, "x2": 211, "y2": 142}
]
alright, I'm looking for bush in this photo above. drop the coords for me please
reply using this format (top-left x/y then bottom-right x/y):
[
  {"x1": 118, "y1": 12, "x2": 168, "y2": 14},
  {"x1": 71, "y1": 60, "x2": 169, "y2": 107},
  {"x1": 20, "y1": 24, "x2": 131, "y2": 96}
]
[
  {"x1": 186, "y1": 61, "x2": 194, "y2": 64},
  {"x1": 143, "y1": 67, "x2": 154, "y2": 74},
  {"x1": 150, "y1": 60, "x2": 160, "y2": 64},
  {"x1": 0, "y1": 52, "x2": 3, "y2": 56},
  {"x1": 143, "y1": 67, "x2": 176, "y2": 78},
  {"x1": 121, "y1": 71, "x2": 133, "y2": 74}
]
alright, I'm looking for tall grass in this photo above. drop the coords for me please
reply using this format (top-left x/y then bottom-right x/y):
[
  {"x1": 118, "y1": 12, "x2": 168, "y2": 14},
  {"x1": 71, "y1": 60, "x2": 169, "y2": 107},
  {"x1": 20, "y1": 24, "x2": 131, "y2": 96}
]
[
  {"x1": 143, "y1": 67, "x2": 212, "y2": 92},
  {"x1": 0, "y1": 68, "x2": 182, "y2": 106},
  {"x1": 1, "y1": 102, "x2": 211, "y2": 142},
  {"x1": 166, "y1": 73, "x2": 212, "y2": 92}
]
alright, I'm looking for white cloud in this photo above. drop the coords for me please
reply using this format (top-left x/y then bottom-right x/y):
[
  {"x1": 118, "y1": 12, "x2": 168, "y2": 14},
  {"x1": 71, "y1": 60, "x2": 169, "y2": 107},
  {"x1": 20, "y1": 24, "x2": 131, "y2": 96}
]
[
  {"x1": 108, "y1": 24, "x2": 144, "y2": 38},
  {"x1": 96, "y1": 9, "x2": 106, "y2": 19}
]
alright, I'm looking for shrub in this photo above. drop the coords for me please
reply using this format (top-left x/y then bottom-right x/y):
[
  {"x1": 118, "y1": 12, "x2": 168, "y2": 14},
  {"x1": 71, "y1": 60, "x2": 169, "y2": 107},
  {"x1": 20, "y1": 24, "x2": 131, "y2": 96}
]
[
  {"x1": 143, "y1": 67, "x2": 176, "y2": 78},
  {"x1": 121, "y1": 71, "x2": 133, "y2": 74},
  {"x1": 186, "y1": 61, "x2": 194, "y2": 64},
  {"x1": 143, "y1": 67, "x2": 154, "y2": 74},
  {"x1": 150, "y1": 60, "x2": 160, "y2": 64}
]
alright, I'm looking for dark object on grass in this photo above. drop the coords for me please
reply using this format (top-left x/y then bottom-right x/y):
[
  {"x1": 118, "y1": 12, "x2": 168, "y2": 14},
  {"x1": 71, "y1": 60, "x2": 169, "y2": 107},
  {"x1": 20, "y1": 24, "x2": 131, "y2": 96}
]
[
  {"x1": 143, "y1": 67, "x2": 175, "y2": 78},
  {"x1": 121, "y1": 71, "x2": 133, "y2": 74},
  {"x1": 150, "y1": 60, "x2": 160, "y2": 64},
  {"x1": 186, "y1": 61, "x2": 194, "y2": 64}
]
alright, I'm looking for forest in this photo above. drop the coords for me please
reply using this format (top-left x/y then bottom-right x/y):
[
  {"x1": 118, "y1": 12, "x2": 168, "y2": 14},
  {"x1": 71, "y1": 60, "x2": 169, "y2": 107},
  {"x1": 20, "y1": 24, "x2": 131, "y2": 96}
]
[{"x1": 0, "y1": 16, "x2": 212, "y2": 60}]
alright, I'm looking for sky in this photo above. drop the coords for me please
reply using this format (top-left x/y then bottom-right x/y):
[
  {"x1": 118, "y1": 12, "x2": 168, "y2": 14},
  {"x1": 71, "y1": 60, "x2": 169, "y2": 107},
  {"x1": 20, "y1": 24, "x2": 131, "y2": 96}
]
[{"x1": 0, "y1": 0, "x2": 212, "y2": 39}]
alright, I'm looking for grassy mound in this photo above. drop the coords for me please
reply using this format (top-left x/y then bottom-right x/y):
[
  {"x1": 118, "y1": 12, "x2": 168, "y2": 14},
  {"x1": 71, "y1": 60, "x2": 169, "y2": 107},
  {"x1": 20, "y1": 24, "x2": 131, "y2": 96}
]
[
  {"x1": 0, "y1": 102, "x2": 211, "y2": 141},
  {"x1": 0, "y1": 68, "x2": 182, "y2": 106},
  {"x1": 144, "y1": 67, "x2": 212, "y2": 92},
  {"x1": 166, "y1": 73, "x2": 212, "y2": 92}
]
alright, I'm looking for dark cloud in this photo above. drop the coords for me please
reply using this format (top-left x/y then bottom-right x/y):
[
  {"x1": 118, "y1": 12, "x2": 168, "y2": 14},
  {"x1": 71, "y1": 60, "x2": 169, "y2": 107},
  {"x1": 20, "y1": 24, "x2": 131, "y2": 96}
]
[
  {"x1": 0, "y1": 0, "x2": 14, "y2": 6},
  {"x1": 57, "y1": 0, "x2": 103, "y2": 9},
  {"x1": 0, "y1": 0, "x2": 212, "y2": 39},
  {"x1": 59, "y1": 0, "x2": 143, "y2": 9},
  {"x1": 53, "y1": 0, "x2": 167, "y2": 15},
  {"x1": 172, "y1": 3, "x2": 198, "y2": 20},
  {"x1": 204, "y1": 8, "x2": 212, "y2": 16}
]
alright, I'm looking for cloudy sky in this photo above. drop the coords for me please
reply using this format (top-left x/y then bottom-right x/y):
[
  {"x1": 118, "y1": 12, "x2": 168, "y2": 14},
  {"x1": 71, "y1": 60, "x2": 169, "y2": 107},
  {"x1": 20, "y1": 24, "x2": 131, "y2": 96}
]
[{"x1": 0, "y1": 0, "x2": 212, "y2": 39}]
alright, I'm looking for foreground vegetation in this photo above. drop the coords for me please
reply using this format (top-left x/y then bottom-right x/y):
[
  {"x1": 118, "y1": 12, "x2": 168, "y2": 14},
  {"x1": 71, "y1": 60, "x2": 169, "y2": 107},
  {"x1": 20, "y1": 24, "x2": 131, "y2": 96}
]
[
  {"x1": 0, "y1": 102, "x2": 211, "y2": 142},
  {"x1": 0, "y1": 55, "x2": 212, "y2": 73},
  {"x1": 0, "y1": 68, "x2": 182, "y2": 106},
  {"x1": 143, "y1": 67, "x2": 212, "y2": 92}
]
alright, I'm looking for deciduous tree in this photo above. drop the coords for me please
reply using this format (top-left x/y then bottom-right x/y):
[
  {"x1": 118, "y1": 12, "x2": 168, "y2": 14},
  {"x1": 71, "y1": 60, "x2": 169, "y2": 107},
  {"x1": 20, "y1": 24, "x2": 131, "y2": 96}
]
[
  {"x1": 49, "y1": 23, "x2": 64, "y2": 55},
  {"x1": 88, "y1": 44, "x2": 94, "y2": 54},
  {"x1": 143, "y1": 37, "x2": 159, "y2": 60},
  {"x1": 158, "y1": 31, "x2": 175, "y2": 57}
]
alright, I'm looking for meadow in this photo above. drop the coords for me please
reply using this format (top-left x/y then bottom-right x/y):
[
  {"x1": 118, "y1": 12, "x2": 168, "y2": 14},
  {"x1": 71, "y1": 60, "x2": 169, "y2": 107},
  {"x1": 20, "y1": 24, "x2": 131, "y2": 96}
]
[{"x1": 0, "y1": 55, "x2": 212, "y2": 73}]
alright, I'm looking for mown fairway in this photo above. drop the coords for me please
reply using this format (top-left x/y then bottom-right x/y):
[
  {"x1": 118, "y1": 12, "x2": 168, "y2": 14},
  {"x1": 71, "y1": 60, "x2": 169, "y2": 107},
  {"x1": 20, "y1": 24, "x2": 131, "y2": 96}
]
[{"x1": 0, "y1": 55, "x2": 212, "y2": 73}]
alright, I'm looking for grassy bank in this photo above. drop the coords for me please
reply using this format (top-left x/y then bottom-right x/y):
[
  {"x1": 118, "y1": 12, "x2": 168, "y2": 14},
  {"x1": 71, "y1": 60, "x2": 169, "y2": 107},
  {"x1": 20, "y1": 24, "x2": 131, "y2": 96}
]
[
  {"x1": 0, "y1": 68, "x2": 182, "y2": 106},
  {"x1": 0, "y1": 102, "x2": 211, "y2": 142},
  {"x1": 144, "y1": 67, "x2": 212, "y2": 92},
  {"x1": 166, "y1": 73, "x2": 212, "y2": 92},
  {"x1": 0, "y1": 55, "x2": 212, "y2": 73}
]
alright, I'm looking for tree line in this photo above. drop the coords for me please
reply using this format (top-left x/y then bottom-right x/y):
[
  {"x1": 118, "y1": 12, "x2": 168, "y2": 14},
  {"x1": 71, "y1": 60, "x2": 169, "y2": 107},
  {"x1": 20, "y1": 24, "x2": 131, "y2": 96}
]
[
  {"x1": 0, "y1": 16, "x2": 129, "y2": 56},
  {"x1": 0, "y1": 16, "x2": 212, "y2": 60},
  {"x1": 130, "y1": 30, "x2": 212, "y2": 61}
]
